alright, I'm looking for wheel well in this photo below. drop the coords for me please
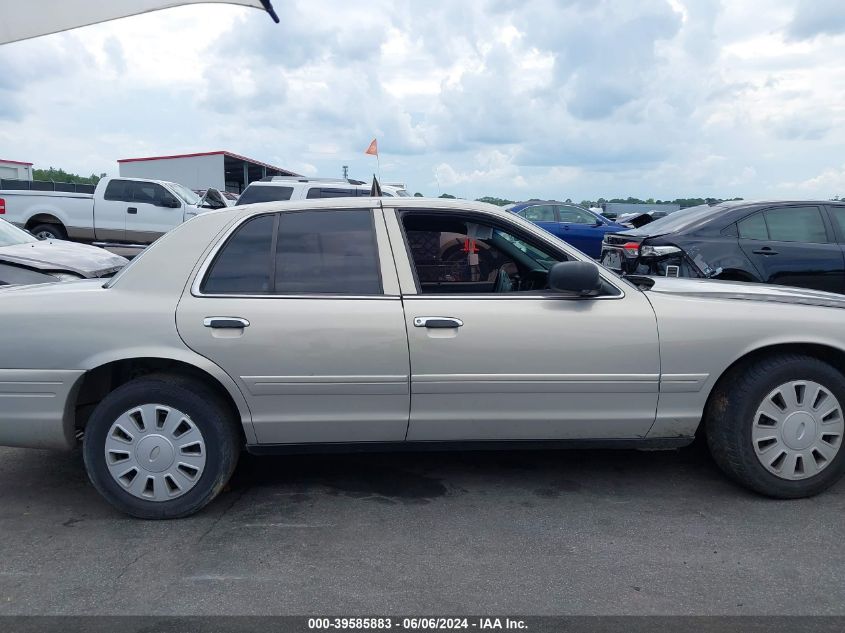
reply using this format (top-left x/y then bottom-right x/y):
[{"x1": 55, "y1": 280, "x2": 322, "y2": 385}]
[
  {"x1": 700, "y1": 343, "x2": 845, "y2": 436},
  {"x1": 25, "y1": 214, "x2": 65, "y2": 230},
  {"x1": 72, "y1": 358, "x2": 245, "y2": 442}
]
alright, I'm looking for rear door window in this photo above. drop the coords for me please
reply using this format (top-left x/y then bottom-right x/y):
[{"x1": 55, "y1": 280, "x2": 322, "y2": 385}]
[
  {"x1": 764, "y1": 206, "x2": 828, "y2": 243},
  {"x1": 237, "y1": 185, "x2": 294, "y2": 205},
  {"x1": 520, "y1": 205, "x2": 556, "y2": 222},
  {"x1": 103, "y1": 180, "x2": 134, "y2": 202},
  {"x1": 275, "y1": 209, "x2": 381, "y2": 294},
  {"x1": 201, "y1": 215, "x2": 275, "y2": 294},
  {"x1": 558, "y1": 206, "x2": 596, "y2": 224},
  {"x1": 737, "y1": 213, "x2": 768, "y2": 240}
]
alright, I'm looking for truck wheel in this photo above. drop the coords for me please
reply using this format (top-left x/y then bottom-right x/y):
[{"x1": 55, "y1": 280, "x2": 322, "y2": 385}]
[
  {"x1": 30, "y1": 223, "x2": 67, "y2": 240},
  {"x1": 83, "y1": 374, "x2": 241, "y2": 519},
  {"x1": 707, "y1": 354, "x2": 845, "y2": 498}
]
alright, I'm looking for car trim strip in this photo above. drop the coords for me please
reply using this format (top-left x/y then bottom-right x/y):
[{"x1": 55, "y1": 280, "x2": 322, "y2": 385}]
[
  {"x1": 242, "y1": 375, "x2": 410, "y2": 396},
  {"x1": 411, "y1": 373, "x2": 659, "y2": 394}
]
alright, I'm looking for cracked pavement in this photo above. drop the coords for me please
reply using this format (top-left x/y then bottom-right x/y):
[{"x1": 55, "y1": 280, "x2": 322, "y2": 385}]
[{"x1": 1, "y1": 443, "x2": 844, "y2": 615}]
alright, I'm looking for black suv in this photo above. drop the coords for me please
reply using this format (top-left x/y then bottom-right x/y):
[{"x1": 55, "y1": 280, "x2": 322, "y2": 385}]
[{"x1": 601, "y1": 200, "x2": 845, "y2": 294}]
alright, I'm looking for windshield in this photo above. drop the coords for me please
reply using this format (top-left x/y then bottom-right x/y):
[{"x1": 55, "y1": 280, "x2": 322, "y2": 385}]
[
  {"x1": 625, "y1": 204, "x2": 716, "y2": 235},
  {"x1": 167, "y1": 182, "x2": 201, "y2": 206},
  {"x1": 0, "y1": 218, "x2": 38, "y2": 247}
]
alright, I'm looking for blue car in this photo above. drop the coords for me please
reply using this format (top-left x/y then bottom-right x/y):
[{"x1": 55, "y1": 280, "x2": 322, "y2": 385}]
[{"x1": 508, "y1": 201, "x2": 628, "y2": 258}]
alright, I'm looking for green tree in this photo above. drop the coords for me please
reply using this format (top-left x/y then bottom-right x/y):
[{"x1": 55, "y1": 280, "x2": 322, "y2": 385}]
[
  {"x1": 414, "y1": 192, "x2": 424, "y2": 197},
  {"x1": 475, "y1": 196, "x2": 515, "y2": 206},
  {"x1": 439, "y1": 193, "x2": 456, "y2": 199},
  {"x1": 32, "y1": 167, "x2": 103, "y2": 185}
]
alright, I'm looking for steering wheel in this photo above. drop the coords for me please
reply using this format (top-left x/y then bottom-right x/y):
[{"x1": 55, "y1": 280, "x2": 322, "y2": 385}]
[{"x1": 493, "y1": 266, "x2": 513, "y2": 293}]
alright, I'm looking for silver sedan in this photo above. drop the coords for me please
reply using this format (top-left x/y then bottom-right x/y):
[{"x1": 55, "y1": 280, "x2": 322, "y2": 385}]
[{"x1": 1, "y1": 198, "x2": 844, "y2": 518}]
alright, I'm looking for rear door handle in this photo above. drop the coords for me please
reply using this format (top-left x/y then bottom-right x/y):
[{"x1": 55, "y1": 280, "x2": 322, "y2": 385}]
[
  {"x1": 752, "y1": 248, "x2": 778, "y2": 255},
  {"x1": 414, "y1": 316, "x2": 463, "y2": 329},
  {"x1": 127, "y1": 207, "x2": 138, "y2": 214},
  {"x1": 203, "y1": 317, "x2": 250, "y2": 329}
]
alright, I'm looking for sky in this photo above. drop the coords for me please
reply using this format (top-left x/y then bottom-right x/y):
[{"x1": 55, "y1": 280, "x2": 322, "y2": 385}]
[{"x1": 1, "y1": 0, "x2": 845, "y2": 201}]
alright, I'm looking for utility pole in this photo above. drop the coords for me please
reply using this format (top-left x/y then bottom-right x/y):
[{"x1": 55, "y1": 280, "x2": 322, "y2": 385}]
[{"x1": 342, "y1": 165, "x2": 348, "y2": 180}]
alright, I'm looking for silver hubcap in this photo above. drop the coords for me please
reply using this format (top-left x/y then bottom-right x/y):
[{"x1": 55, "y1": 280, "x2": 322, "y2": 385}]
[
  {"x1": 36, "y1": 231, "x2": 56, "y2": 239},
  {"x1": 753, "y1": 380, "x2": 844, "y2": 480},
  {"x1": 104, "y1": 404, "x2": 207, "y2": 501}
]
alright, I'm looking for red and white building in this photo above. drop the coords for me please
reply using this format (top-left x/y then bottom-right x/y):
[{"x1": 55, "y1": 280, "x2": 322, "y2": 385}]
[
  {"x1": 0, "y1": 159, "x2": 33, "y2": 181},
  {"x1": 117, "y1": 151, "x2": 298, "y2": 194}
]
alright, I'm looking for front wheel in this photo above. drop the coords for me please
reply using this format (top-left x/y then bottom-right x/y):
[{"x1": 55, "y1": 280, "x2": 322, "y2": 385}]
[
  {"x1": 83, "y1": 374, "x2": 241, "y2": 519},
  {"x1": 707, "y1": 354, "x2": 845, "y2": 498}
]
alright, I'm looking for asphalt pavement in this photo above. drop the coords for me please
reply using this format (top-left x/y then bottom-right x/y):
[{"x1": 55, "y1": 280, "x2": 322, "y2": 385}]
[{"x1": 1, "y1": 442, "x2": 844, "y2": 615}]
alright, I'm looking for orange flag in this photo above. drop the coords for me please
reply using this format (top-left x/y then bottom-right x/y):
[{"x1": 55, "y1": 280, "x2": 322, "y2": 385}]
[{"x1": 365, "y1": 138, "x2": 378, "y2": 156}]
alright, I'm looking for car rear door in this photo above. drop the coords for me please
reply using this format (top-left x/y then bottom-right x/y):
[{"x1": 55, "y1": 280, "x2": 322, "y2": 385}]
[
  {"x1": 555, "y1": 205, "x2": 604, "y2": 258},
  {"x1": 385, "y1": 207, "x2": 661, "y2": 441},
  {"x1": 94, "y1": 179, "x2": 131, "y2": 241},
  {"x1": 737, "y1": 205, "x2": 844, "y2": 294},
  {"x1": 176, "y1": 204, "x2": 411, "y2": 445}
]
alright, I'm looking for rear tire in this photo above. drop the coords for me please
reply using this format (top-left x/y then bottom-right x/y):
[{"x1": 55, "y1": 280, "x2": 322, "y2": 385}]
[
  {"x1": 707, "y1": 354, "x2": 845, "y2": 498},
  {"x1": 83, "y1": 374, "x2": 241, "y2": 519},
  {"x1": 30, "y1": 223, "x2": 67, "y2": 240}
]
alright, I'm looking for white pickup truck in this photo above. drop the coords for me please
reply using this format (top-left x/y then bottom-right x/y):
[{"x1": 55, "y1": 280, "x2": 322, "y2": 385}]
[{"x1": 0, "y1": 177, "x2": 221, "y2": 245}]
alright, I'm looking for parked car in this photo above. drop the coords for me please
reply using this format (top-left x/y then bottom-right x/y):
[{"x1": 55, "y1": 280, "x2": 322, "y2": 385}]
[
  {"x1": 0, "y1": 217, "x2": 127, "y2": 285},
  {"x1": 193, "y1": 189, "x2": 239, "y2": 207},
  {"x1": 236, "y1": 176, "x2": 409, "y2": 205},
  {"x1": 2, "y1": 198, "x2": 845, "y2": 518},
  {"x1": 0, "y1": 176, "x2": 213, "y2": 246},
  {"x1": 601, "y1": 200, "x2": 845, "y2": 295},
  {"x1": 508, "y1": 201, "x2": 628, "y2": 258}
]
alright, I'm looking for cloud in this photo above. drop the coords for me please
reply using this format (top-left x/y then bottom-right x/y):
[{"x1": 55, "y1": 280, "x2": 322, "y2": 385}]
[
  {"x1": 785, "y1": 0, "x2": 845, "y2": 41},
  {"x1": 2, "y1": 0, "x2": 845, "y2": 202},
  {"x1": 779, "y1": 164, "x2": 845, "y2": 196}
]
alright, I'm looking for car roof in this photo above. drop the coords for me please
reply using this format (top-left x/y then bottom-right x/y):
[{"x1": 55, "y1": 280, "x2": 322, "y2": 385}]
[{"x1": 510, "y1": 200, "x2": 589, "y2": 212}]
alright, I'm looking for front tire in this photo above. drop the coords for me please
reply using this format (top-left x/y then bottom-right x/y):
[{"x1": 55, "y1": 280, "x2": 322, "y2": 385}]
[
  {"x1": 707, "y1": 354, "x2": 845, "y2": 498},
  {"x1": 83, "y1": 374, "x2": 241, "y2": 519}
]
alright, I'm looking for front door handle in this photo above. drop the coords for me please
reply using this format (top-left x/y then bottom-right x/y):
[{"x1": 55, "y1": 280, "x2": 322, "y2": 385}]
[
  {"x1": 752, "y1": 247, "x2": 778, "y2": 255},
  {"x1": 127, "y1": 207, "x2": 138, "y2": 214},
  {"x1": 204, "y1": 317, "x2": 250, "y2": 329},
  {"x1": 414, "y1": 316, "x2": 463, "y2": 329}
]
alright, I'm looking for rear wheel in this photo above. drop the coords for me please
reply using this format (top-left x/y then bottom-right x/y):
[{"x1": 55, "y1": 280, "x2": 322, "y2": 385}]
[
  {"x1": 30, "y1": 223, "x2": 67, "y2": 240},
  {"x1": 707, "y1": 354, "x2": 845, "y2": 498},
  {"x1": 83, "y1": 374, "x2": 241, "y2": 519}
]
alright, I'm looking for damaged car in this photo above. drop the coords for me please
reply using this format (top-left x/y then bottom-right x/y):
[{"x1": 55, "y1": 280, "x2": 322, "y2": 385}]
[
  {"x1": 0, "y1": 218, "x2": 128, "y2": 286},
  {"x1": 601, "y1": 200, "x2": 845, "y2": 294}
]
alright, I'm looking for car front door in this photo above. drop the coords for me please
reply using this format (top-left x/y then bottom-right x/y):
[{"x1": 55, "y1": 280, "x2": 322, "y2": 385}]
[
  {"x1": 737, "y1": 206, "x2": 845, "y2": 294},
  {"x1": 125, "y1": 181, "x2": 184, "y2": 243},
  {"x1": 176, "y1": 205, "x2": 410, "y2": 444},
  {"x1": 385, "y1": 208, "x2": 661, "y2": 441}
]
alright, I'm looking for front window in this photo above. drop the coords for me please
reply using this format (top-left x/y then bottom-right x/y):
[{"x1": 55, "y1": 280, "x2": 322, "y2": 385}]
[
  {"x1": 401, "y1": 213, "x2": 569, "y2": 294},
  {"x1": 0, "y1": 219, "x2": 37, "y2": 247},
  {"x1": 167, "y1": 182, "x2": 201, "y2": 206}
]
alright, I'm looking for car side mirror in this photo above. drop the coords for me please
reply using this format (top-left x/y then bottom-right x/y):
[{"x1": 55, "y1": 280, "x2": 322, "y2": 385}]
[
  {"x1": 164, "y1": 198, "x2": 181, "y2": 208},
  {"x1": 548, "y1": 261, "x2": 602, "y2": 295}
]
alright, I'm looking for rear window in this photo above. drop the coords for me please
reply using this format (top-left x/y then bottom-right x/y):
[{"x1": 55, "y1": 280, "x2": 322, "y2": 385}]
[
  {"x1": 306, "y1": 188, "x2": 359, "y2": 199},
  {"x1": 201, "y1": 215, "x2": 275, "y2": 294},
  {"x1": 238, "y1": 185, "x2": 294, "y2": 205},
  {"x1": 624, "y1": 204, "x2": 716, "y2": 235}
]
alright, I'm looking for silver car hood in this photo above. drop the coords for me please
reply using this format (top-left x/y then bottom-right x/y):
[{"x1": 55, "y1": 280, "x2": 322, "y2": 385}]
[
  {"x1": 0, "y1": 240, "x2": 128, "y2": 278},
  {"x1": 644, "y1": 276, "x2": 845, "y2": 310}
]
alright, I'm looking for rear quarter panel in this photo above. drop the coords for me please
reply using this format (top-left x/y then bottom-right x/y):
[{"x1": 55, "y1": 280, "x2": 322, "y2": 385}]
[
  {"x1": 1, "y1": 190, "x2": 95, "y2": 239},
  {"x1": 0, "y1": 210, "x2": 252, "y2": 450}
]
